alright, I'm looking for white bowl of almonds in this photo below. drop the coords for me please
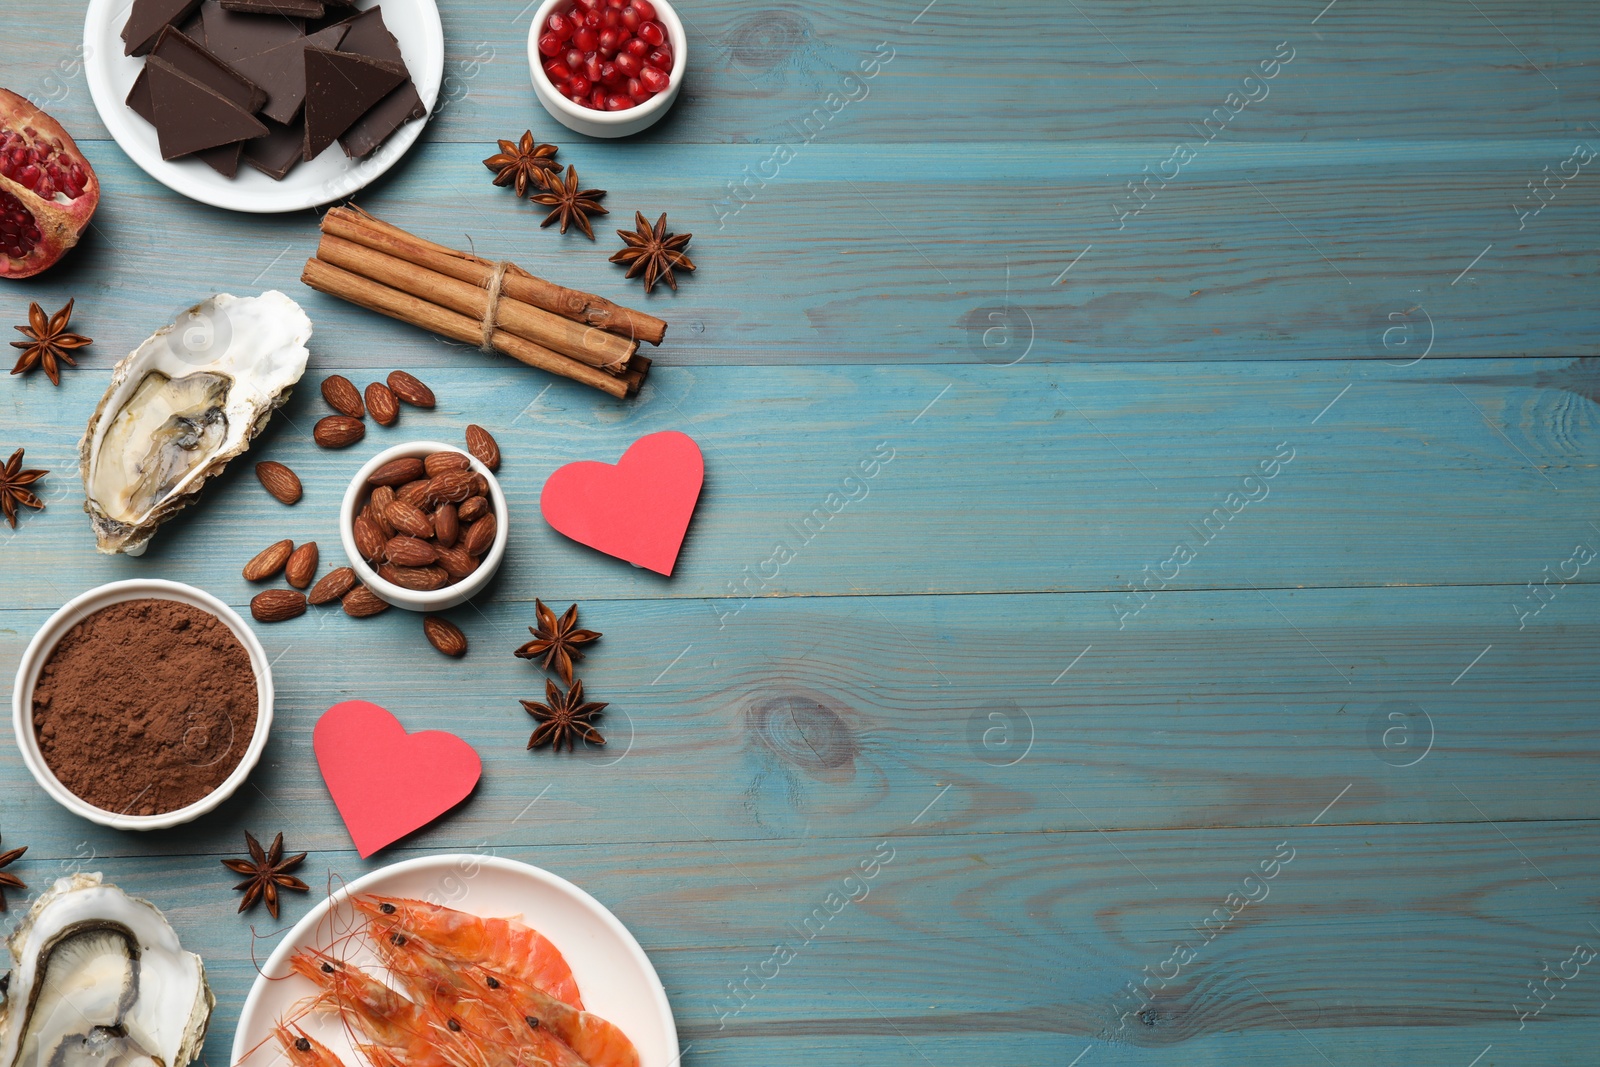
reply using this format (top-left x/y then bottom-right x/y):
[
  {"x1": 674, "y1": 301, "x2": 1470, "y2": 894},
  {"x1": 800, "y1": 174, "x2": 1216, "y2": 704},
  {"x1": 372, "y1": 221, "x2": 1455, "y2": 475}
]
[{"x1": 340, "y1": 440, "x2": 509, "y2": 612}]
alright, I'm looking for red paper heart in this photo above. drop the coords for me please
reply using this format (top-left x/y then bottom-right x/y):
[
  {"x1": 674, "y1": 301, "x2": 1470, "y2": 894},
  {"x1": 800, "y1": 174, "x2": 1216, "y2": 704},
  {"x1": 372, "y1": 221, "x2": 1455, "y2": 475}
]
[
  {"x1": 539, "y1": 430, "x2": 704, "y2": 576},
  {"x1": 313, "y1": 701, "x2": 482, "y2": 858}
]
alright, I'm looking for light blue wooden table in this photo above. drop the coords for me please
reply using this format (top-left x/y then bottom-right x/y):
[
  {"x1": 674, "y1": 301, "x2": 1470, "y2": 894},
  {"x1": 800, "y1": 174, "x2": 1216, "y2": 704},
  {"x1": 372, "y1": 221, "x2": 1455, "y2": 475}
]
[{"x1": 3, "y1": 2, "x2": 1599, "y2": 1064}]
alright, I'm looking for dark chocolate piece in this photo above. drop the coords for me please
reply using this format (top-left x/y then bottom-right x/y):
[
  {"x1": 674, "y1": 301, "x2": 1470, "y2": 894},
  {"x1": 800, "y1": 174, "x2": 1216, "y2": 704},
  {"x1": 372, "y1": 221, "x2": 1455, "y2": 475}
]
[
  {"x1": 243, "y1": 119, "x2": 306, "y2": 180},
  {"x1": 200, "y1": 0, "x2": 305, "y2": 63},
  {"x1": 339, "y1": 80, "x2": 425, "y2": 159},
  {"x1": 195, "y1": 142, "x2": 244, "y2": 178},
  {"x1": 122, "y1": 0, "x2": 204, "y2": 56},
  {"x1": 150, "y1": 26, "x2": 267, "y2": 113},
  {"x1": 230, "y1": 23, "x2": 347, "y2": 125},
  {"x1": 301, "y1": 46, "x2": 405, "y2": 160},
  {"x1": 147, "y1": 57, "x2": 268, "y2": 159},
  {"x1": 177, "y1": 5, "x2": 206, "y2": 42},
  {"x1": 219, "y1": 0, "x2": 324, "y2": 16},
  {"x1": 126, "y1": 67, "x2": 156, "y2": 124},
  {"x1": 331, "y1": 5, "x2": 403, "y2": 64}
]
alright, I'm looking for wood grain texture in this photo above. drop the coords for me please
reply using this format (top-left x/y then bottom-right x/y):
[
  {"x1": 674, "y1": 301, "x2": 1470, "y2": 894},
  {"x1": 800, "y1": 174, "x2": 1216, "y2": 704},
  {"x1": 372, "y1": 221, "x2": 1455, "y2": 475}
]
[{"x1": 2, "y1": 0, "x2": 1599, "y2": 1065}]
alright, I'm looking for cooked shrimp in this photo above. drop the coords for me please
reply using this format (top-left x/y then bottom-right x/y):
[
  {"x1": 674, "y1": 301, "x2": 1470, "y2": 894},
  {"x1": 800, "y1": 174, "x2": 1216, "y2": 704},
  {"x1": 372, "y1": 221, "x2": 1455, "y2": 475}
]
[
  {"x1": 273, "y1": 1024, "x2": 345, "y2": 1067},
  {"x1": 285, "y1": 949, "x2": 449, "y2": 1067},
  {"x1": 368, "y1": 926, "x2": 636, "y2": 1067},
  {"x1": 368, "y1": 927, "x2": 582, "y2": 1067},
  {"x1": 351, "y1": 896, "x2": 583, "y2": 1008}
]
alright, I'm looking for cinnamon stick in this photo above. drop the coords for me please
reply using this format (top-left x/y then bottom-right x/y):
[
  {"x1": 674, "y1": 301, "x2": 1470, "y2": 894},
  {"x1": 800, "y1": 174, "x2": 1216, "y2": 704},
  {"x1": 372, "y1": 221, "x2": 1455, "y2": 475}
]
[
  {"x1": 301, "y1": 259, "x2": 632, "y2": 399},
  {"x1": 325, "y1": 207, "x2": 668, "y2": 345},
  {"x1": 315, "y1": 233, "x2": 639, "y2": 372}
]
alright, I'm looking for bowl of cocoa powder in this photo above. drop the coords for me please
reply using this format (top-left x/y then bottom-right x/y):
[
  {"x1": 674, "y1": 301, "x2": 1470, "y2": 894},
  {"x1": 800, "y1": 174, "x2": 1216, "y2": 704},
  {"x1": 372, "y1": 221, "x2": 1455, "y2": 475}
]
[{"x1": 11, "y1": 579, "x2": 273, "y2": 830}]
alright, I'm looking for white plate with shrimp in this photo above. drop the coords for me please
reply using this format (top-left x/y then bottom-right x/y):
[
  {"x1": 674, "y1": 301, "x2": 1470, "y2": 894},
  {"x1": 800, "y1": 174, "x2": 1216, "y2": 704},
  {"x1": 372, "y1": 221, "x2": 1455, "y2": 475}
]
[{"x1": 231, "y1": 855, "x2": 678, "y2": 1067}]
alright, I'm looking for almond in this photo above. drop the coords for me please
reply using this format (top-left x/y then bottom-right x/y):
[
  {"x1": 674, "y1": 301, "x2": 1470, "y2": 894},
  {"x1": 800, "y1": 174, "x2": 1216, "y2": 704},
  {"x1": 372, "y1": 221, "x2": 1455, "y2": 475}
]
[
  {"x1": 463, "y1": 512, "x2": 497, "y2": 556},
  {"x1": 386, "y1": 565, "x2": 449, "y2": 591},
  {"x1": 308, "y1": 566, "x2": 358, "y2": 605},
  {"x1": 385, "y1": 499, "x2": 434, "y2": 539},
  {"x1": 470, "y1": 473, "x2": 489, "y2": 497},
  {"x1": 321, "y1": 374, "x2": 365, "y2": 418},
  {"x1": 366, "y1": 381, "x2": 400, "y2": 426},
  {"x1": 458, "y1": 495, "x2": 488, "y2": 523},
  {"x1": 285, "y1": 541, "x2": 319, "y2": 588},
  {"x1": 435, "y1": 544, "x2": 479, "y2": 579},
  {"x1": 342, "y1": 585, "x2": 390, "y2": 617},
  {"x1": 353, "y1": 514, "x2": 386, "y2": 562},
  {"x1": 255, "y1": 461, "x2": 302, "y2": 505},
  {"x1": 397, "y1": 478, "x2": 432, "y2": 508},
  {"x1": 464, "y1": 424, "x2": 500, "y2": 471},
  {"x1": 423, "y1": 616, "x2": 467, "y2": 657},
  {"x1": 433, "y1": 503, "x2": 459, "y2": 548},
  {"x1": 314, "y1": 415, "x2": 365, "y2": 449},
  {"x1": 425, "y1": 450, "x2": 471, "y2": 477},
  {"x1": 388, "y1": 370, "x2": 436, "y2": 408},
  {"x1": 427, "y1": 469, "x2": 475, "y2": 505},
  {"x1": 243, "y1": 539, "x2": 295, "y2": 581},
  {"x1": 385, "y1": 535, "x2": 438, "y2": 567},
  {"x1": 369, "y1": 486, "x2": 397, "y2": 538},
  {"x1": 368, "y1": 457, "x2": 424, "y2": 486},
  {"x1": 252, "y1": 588, "x2": 307, "y2": 623}
]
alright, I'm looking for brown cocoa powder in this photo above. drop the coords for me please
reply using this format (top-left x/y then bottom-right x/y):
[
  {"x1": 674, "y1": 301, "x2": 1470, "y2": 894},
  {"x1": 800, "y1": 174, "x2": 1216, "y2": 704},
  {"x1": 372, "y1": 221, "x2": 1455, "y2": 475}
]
[{"x1": 32, "y1": 597, "x2": 259, "y2": 816}]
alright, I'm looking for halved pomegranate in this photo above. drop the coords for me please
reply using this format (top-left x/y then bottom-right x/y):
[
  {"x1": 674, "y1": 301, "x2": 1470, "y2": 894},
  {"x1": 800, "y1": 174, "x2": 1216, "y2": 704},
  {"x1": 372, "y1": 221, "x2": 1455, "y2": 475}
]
[{"x1": 0, "y1": 89, "x2": 99, "y2": 279}]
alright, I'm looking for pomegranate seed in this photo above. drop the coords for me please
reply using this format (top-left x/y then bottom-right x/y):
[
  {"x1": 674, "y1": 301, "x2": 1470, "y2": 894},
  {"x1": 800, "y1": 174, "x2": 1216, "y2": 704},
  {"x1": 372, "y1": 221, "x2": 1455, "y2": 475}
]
[
  {"x1": 546, "y1": 60, "x2": 573, "y2": 81},
  {"x1": 16, "y1": 164, "x2": 40, "y2": 190},
  {"x1": 646, "y1": 46, "x2": 672, "y2": 69},
  {"x1": 637, "y1": 19, "x2": 664, "y2": 45},
  {"x1": 589, "y1": 87, "x2": 607, "y2": 109},
  {"x1": 585, "y1": 53, "x2": 603, "y2": 80},
  {"x1": 624, "y1": 36, "x2": 648, "y2": 56},
  {"x1": 602, "y1": 7, "x2": 621, "y2": 28},
  {"x1": 574, "y1": 26, "x2": 599, "y2": 51},
  {"x1": 621, "y1": 7, "x2": 640, "y2": 29},
  {"x1": 583, "y1": 9, "x2": 601, "y2": 28},
  {"x1": 605, "y1": 93, "x2": 633, "y2": 111},
  {"x1": 538, "y1": 32, "x2": 563, "y2": 56},
  {"x1": 639, "y1": 64, "x2": 670, "y2": 92},
  {"x1": 631, "y1": 0, "x2": 656, "y2": 19},
  {"x1": 599, "y1": 29, "x2": 620, "y2": 54},
  {"x1": 598, "y1": 60, "x2": 618, "y2": 84},
  {"x1": 607, "y1": 0, "x2": 625, "y2": 8},
  {"x1": 614, "y1": 50, "x2": 642, "y2": 76},
  {"x1": 565, "y1": 47, "x2": 584, "y2": 70},
  {"x1": 547, "y1": 11, "x2": 570, "y2": 36},
  {"x1": 626, "y1": 76, "x2": 643, "y2": 97},
  {"x1": 574, "y1": 0, "x2": 598, "y2": 8},
  {"x1": 568, "y1": 74, "x2": 592, "y2": 96}
]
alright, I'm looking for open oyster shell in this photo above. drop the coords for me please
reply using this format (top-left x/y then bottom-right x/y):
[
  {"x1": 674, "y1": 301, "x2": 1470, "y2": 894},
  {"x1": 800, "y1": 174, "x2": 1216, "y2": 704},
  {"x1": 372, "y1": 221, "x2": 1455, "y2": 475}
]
[
  {"x1": 79, "y1": 291, "x2": 311, "y2": 555},
  {"x1": 0, "y1": 873, "x2": 213, "y2": 1067}
]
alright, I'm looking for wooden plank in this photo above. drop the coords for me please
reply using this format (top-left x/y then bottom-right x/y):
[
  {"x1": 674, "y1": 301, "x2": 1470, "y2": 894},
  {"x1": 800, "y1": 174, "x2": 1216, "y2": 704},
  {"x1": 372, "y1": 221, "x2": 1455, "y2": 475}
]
[
  {"x1": 2, "y1": 582, "x2": 1594, "y2": 861},
  {"x1": 1, "y1": 361, "x2": 1593, "y2": 602},
  {"x1": 10, "y1": 142, "x2": 1600, "y2": 365},
  {"x1": 11, "y1": 2, "x2": 1599, "y2": 146},
  {"x1": 20, "y1": 821, "x2": 1599, "y2": 1066}
]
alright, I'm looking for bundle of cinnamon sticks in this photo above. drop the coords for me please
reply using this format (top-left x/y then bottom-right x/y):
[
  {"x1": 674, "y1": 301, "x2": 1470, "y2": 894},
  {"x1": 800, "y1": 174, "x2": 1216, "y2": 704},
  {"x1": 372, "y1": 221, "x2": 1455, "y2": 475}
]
[{"x1": 301, "y1": 207, "x2": 663, "y2": 398}]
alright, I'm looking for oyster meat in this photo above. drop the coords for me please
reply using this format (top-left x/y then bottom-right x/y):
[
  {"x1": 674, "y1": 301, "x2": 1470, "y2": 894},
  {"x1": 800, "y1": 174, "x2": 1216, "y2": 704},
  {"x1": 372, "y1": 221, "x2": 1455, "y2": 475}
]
[
  {"x1": 79, "y1": 291, "x2": 311, "y2": 555},
  {"x1": 0, "y1": 873, "x2": 212, "y2": 1067}
]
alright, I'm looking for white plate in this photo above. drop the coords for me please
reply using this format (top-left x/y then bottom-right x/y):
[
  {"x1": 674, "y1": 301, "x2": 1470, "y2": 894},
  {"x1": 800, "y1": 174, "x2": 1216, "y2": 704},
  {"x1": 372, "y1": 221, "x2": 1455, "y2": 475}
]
[
  {"x1": 82, "y1": 0, "x2": 443, "y2": 213},
  {"x1": 231, "y1": 855, "x2": 679, "y2": 1067}
]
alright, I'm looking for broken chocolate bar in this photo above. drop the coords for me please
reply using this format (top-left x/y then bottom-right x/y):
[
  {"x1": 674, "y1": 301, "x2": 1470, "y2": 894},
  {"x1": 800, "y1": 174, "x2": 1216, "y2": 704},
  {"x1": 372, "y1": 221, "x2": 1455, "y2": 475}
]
[
  {"x1": 150, "y1": 26, "x2": 266, "y2": 113},
  {"x1": 122, "y1": 0, "x2": 204, "y2": 56},
  {"x1": 230, "y1": 22, "x2": 346, "y2": 124},
  {"x1": 243, "y1": 119, "x2": 307, "y2": 180},
  {"x1": 147, "y1": 57, "x2": 267, "y2": 159},
  {"x1": 301, "y1": 46, "x2": 405, "y2": 160},
  {"x1": 200, "y1": 0, "x2": 305, "y2": 62}
]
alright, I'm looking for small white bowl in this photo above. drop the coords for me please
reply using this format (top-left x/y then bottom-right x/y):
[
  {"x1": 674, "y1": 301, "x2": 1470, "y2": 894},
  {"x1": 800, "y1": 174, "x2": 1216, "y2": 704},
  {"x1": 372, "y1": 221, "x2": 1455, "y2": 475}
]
[
  {"x1": 11, "y1": 579, "x2": 274, "y2": 831},
  {"x1": 527, "y1": 0, "x2": 687, "y2": 138},
  {"x1": 341, "y1": 440, "x2": 509, "y2": 612}
]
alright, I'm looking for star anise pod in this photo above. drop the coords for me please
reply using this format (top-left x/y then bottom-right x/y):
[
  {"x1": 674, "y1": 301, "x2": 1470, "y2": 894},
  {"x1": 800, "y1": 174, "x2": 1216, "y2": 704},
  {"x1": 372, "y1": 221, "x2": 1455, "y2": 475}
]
[
  {"x1": 0, "y1": 836, "x2": 27, "y2": 911},
  {"x1": 483, "y1": 131, "x2": 560, "y2": 197},
  {"x1": 609, "y1": 212, "x2": 695, "y2": 293},
  {"x1": 515, "y1": 598, "x2": 601, "y2": 685},
  {"x1": 530, "y1": 165, "x2": 608, "y2": 240},
  {"x1": 11, "y1": 299, "x2": 91, "y2": 386},
  {"x1": 221, "y1": 831, "x2": 309, "y2": 920},
  {"x1": 0, "y1": 448, "x2": 46, "y2": 529},
  {"x1": 522, "y1": 678, "x2": 607, "y2": 752}
]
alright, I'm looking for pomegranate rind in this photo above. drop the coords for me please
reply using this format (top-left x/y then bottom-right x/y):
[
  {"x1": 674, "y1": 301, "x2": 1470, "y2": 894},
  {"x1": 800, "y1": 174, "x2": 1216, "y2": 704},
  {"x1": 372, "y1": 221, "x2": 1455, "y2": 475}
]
[{"x1": 0, "y1": 88, "x2": 101, "y2": 279}]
